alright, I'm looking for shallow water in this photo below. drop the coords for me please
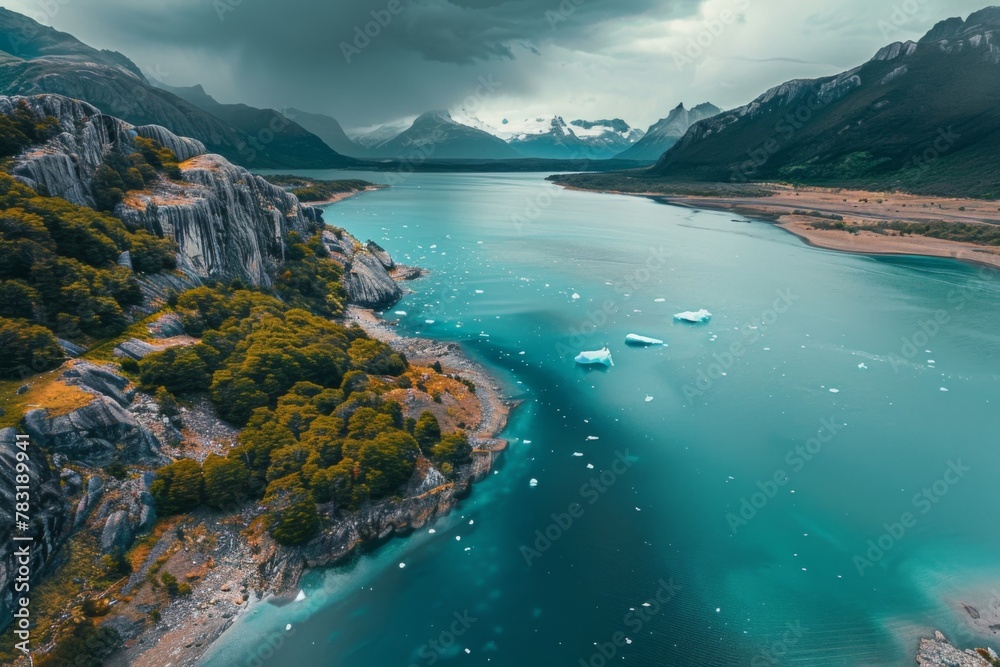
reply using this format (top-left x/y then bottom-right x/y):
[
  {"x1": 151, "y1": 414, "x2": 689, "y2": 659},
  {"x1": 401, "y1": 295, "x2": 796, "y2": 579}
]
[{"x1": 202, "y1": 172, "x2": 1000, "y2": 666}]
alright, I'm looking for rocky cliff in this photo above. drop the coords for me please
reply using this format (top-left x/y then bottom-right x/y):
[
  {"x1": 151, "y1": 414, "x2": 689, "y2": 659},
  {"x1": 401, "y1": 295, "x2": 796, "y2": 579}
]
[
  {"x1": 0, "y1": 362, "x2": 167, "y2": 633},
  {"x1": 22, "y1": 362, "x2": 166, "y2": 468},
  {"x1": 118, "y1": 153, "x2": 319, "y2": 287},
  {"x1": 2, "y1": 93, "x2": 322, "y2": 287},
  {"x1": 324, "y1": 230, "x2": 403, "y2": 308}
]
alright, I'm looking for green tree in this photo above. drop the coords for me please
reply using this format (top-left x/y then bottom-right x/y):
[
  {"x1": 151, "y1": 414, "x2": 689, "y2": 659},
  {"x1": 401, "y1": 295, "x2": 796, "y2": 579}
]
[
  {"x1": 0, "y1": 317, "x2": 64, "y2": 379},
  {"x1": 202, "y1": 454, "x2": 250, "y2": 510},
  {"x1": 0, "y1": 280, "x2": 39, "y2": 319},
  {"x1": 155, "y1": 386, "x2": 179, "y2": 417},
  {"x1": 129, "y1": 230, "x2": 177, "y2": 274},
  {"x1": 431, "y1": 432, "x2": 473, "y2": 468},
  {"x1": 358, "y1": 430, "x2": 419, "y2": 498},
  {"x1": 151, "y1": 459, "x2": 203, "y2": 515},
  {"x1": 413, "y1": 411, "x2": 442, "y2": 452},
  {"x1": 264, "y1": 479, "x2": 320, "y2": 545}
]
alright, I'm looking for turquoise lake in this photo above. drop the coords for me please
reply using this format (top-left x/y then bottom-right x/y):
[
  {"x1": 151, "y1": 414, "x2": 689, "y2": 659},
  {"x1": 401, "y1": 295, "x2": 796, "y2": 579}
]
[{"x1": 201, "y1": 172, "x2": 1000, "y2": 666}]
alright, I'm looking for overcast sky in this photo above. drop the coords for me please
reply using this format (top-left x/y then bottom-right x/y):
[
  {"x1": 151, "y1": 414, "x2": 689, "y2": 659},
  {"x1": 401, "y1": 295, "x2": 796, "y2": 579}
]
[{"x1": 1, "y1": 0, "x2": 991, "y2": 131}]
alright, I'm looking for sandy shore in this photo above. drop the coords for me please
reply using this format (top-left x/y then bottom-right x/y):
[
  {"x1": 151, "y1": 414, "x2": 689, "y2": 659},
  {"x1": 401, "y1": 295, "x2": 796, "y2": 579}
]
[
  {"x1": 306, "y1": 185, "x2": 386, "y2": 207},
  {"x1": 560, "y1": 182, "x2": 1000, "y2": 270},
  {"x1": 664, "y1": 184, "x2": 1000, "y2": 269}
]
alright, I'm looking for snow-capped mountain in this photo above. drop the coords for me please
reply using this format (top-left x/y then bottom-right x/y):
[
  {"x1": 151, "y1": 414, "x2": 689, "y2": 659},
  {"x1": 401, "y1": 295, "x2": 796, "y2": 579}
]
[
  {"x1": 350, "y1": 119, "x2": 413, "y2": 150},
  {"x1": 451, "y1": 114, "x2": 644, "y2": 159},
  {"x1": 615, "y1": 103, "x2": 722, "y2": 162},
  {"x1": 353, "y1": 111, "x2": 649, "y2": 160}
]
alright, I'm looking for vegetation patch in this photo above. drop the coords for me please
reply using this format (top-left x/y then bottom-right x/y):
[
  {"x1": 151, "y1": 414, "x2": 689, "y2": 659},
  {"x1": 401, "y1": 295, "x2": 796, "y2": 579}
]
[
  {"x1": 806, "y1": 218, "x2": 1000, "y2": 245},
  {"x1": 262, "y1": 175, "x2": 379, "y2": 202}
]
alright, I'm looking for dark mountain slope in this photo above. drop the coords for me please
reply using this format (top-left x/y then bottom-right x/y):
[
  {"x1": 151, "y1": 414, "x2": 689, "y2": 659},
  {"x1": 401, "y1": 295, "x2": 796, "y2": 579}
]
[
  {"x1": 371, "y1": 111, "x2": 522, "y2": 159},
  {"x1": 650, "y1": 7, "x2": 1000, "y2": 198},
  {"x1": 0, "y1": 9, "x2": 352, "y2": 169}
]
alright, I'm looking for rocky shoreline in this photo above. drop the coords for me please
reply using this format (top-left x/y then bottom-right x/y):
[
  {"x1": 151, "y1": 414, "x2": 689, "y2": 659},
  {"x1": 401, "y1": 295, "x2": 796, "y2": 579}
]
[{"x1": 100, "y1": 306, "x2": 515, "y2": 667}]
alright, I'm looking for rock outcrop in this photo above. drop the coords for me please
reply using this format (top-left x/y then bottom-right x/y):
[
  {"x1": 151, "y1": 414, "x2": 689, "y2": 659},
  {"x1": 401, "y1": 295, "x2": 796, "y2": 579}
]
[
  {"x1": 916, "y1": 631, "x2": 991, "y2": 666},
  {"x1": 118, "y1": 153, "x2": 320, "y2": 287},
  {"x1": 324, "y1": 229, "x2": 403, "y2": 309},
  {"x1": 22, "y1": 362, "x2": 165, "y2": 467},
  {"x1": 1, "y1": 93, "x2": 323, "y2": 288}
]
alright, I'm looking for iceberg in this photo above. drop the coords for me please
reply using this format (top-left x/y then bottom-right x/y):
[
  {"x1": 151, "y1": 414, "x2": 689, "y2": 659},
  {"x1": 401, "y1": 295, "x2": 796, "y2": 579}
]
[
  {"x1": 625, "y1": 333, "x2": 665, "y2": 346},
  {"x1": 574, "y1": 347, "x2": 614, "y2": 367},
  {"x1": 674, "y1": 309, "x2": 712, "y2": 323}
]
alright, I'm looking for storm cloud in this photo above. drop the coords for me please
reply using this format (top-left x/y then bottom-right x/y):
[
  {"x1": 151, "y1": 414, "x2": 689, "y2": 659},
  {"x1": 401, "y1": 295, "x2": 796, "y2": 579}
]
[{"x1": 3, "y1": 0, "x2": 991, "y2": 131}]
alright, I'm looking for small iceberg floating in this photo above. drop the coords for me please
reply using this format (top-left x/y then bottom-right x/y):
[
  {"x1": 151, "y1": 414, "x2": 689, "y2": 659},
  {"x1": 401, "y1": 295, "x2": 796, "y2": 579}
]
[
  {"x1": 625, "y1": 333, "x2": 665, "y2": 346},
  {"x1": 575, "y1": 347, "x2": 614, "y2": 367},
  {"x1": 674, "y1": 309, "x2": 712, "y2": 323}
]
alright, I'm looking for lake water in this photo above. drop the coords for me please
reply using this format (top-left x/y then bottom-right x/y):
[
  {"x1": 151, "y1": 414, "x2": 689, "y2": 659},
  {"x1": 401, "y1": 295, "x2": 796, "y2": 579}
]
[{"x1": 202, "y1": 172, "x2": 1000, "y2": 666}]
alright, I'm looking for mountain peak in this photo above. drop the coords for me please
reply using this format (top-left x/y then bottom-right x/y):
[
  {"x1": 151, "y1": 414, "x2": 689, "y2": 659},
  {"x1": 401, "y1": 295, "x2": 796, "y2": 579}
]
[{"x1": 920, "y1": 6, "x2": 1000, "y2": 43}]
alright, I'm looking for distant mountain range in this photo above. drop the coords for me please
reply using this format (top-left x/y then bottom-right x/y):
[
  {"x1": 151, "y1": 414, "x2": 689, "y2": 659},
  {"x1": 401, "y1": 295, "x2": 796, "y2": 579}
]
[
  {"x1": 336, "y1": 111, "x2": 715, "y2": 161},
  {"x1": 0, "y1": 9, "x2": 353, "y2": 169},
  {"x1": 493, "y1": 115, "x2": 644, "y2": 159},
  {"x1": 362, "y1": 110, "x2": 522, "y2": 160},
  {"x1": 616, "y1": 103, "x2": 722, "y2": 161},
  {"x1": 649, "y1": 7, "x2": 1000, "y2": 197},
  {"x1": 0, "y1": 6, "x2": 733, "y2": 170}
]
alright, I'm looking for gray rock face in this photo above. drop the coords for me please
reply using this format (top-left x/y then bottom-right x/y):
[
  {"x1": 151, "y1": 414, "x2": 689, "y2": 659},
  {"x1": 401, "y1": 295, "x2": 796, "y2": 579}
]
[
  {"x1": 134, "y1": 124, "x2": 206, "y2": 161},
  {"x1": 100, "y1": 511, "x2": 134, "y2": 555},
  {"x1": 916, "y1": 631, "x2": 990, "y2": 666},
  {"x1": 117, "y1": 154, "x2": 317, "y2": 287},
  {"x1": 0, "y1": 428, "x2": 70, "y2": 628},
  {"x1": 148, "y1": 313, "x2": 186, "y2": 338},
  {"x1": 114, "y1": 339, "x2": 158, "y2": 360},
  {"x1": 344, "y1": 252, "x2": 403, "y2": 309},
  {"x1": 57, "y1": 338, "x2": 87, "y2": 358},
  {"x1": 21, "y1": 363, "x2": 164, "y2": 466},
  {"x1": 325, "y1": 230, "x2": 402, "y2": 309},
  {"x1": 1, "y1": 93, "x2": 319, "y2": 288},
  {"x1": 23, "y1": 397, "x2": 162, "y2": 467},
  {"x1": 61, "y1": 361, "x2": 135, "y2": 407},
  {"x1": 366, "y1": 240, "x2": 394, "y2": 270}
]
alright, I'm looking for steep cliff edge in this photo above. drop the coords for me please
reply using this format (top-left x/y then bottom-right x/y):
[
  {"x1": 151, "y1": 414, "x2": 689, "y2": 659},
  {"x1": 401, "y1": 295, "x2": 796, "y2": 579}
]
[
  {"x1": 2, "y1": 93, "x2": 322, "y2": 288},
  {"x1": 324, "y1": 229, "x2": 403, "y2": 308}
]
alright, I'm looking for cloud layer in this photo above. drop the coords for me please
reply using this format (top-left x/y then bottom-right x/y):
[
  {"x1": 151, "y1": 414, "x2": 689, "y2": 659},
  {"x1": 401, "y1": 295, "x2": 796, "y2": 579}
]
[{"x1": 4, "y1": 0, "x2": 991, "y2": 131}]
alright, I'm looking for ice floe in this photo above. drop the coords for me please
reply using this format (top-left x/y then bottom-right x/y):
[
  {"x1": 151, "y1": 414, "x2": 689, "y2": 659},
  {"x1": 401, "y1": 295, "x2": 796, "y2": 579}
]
[
  {"x1": 575, "y1": 348, "x2": 614, "y2": 367},
  {"x1": 625, "y1": 333, "x2": 665, "y2": 346},
  {"x1": 674, "y1": 309, "x2": 712, "y2": 323}
]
